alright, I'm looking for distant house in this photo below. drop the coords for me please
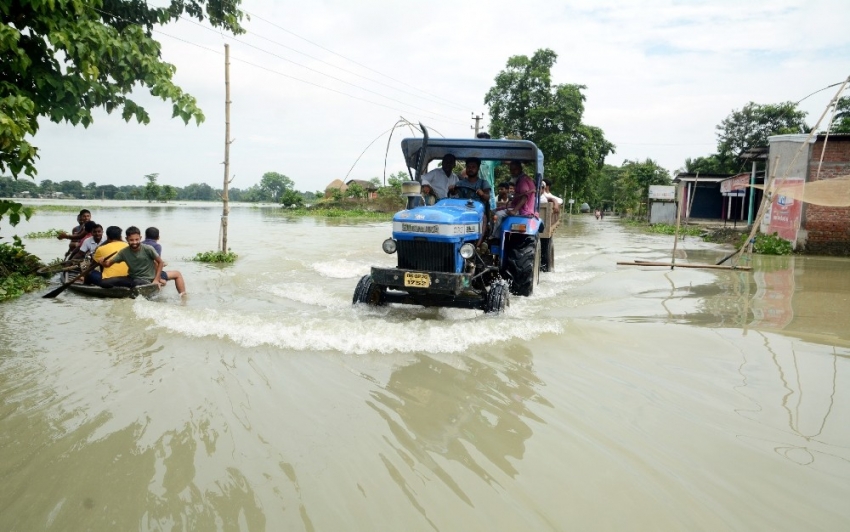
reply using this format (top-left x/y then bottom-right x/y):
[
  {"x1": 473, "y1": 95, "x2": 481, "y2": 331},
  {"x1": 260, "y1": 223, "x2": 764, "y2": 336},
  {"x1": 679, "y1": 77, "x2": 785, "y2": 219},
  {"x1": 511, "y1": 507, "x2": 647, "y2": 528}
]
[
  {"x1": 324, "y1": 179, "x2": 346, "y2": 198},
  {"x1": 345, "y1": 179, "x2": 378, "y2": 200},
  {"x1": 671, "y1": 173, "x2": 732, "y2": 220}
]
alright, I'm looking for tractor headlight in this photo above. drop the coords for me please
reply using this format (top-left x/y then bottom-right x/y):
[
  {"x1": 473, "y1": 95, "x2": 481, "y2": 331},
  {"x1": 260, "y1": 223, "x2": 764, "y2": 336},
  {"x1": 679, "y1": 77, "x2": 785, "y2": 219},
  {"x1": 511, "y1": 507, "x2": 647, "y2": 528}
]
[
  {"x1": 382, "y1": 238, "x2": 397, "y2": 254},
  {"x1": 459, "y1": 242, "x2": 475, "y2": 259}
]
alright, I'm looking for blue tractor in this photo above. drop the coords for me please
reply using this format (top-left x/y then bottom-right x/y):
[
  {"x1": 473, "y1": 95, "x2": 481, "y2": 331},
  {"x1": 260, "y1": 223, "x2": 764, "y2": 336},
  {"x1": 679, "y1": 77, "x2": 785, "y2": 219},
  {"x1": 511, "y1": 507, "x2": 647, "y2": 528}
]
[{"x1": 353, "y1": 130, "x2": 545, "y2": 314}]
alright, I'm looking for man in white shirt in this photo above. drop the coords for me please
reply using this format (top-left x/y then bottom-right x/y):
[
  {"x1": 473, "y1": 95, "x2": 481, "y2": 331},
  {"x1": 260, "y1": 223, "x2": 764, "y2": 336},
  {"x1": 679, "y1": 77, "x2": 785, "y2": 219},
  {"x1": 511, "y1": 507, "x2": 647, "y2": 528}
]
[
  {"x1": 539, "y1": 179, "x2": 563, "y2": 212},
  {"x1": 421, "y1": 153, "x2": 458, "y2": 199},
  {"x1": 78, "y1": 224, "x2": 105, "y2": 256}
]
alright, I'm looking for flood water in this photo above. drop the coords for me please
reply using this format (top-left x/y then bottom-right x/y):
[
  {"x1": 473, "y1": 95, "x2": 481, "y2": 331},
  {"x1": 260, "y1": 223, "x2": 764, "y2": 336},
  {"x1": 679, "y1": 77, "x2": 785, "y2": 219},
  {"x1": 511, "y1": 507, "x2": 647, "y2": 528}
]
[{"x1": 2, "y1": 201, "x2": 849, "y2": 531}]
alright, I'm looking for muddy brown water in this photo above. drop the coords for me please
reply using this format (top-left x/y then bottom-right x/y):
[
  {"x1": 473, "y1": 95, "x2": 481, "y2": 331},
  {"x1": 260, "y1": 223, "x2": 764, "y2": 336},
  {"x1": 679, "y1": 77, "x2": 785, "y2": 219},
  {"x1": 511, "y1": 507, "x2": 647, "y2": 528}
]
[{"x1": 1, "y1": 201, "x2": 849, "y2": 531}]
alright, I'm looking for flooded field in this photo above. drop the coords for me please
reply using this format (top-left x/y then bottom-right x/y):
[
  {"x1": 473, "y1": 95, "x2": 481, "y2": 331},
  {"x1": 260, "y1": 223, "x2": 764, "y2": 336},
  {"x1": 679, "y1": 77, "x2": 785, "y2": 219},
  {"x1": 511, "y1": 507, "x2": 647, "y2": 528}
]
[{"x1": 2, "y1": 202, "x2": 849, "y2": 531}]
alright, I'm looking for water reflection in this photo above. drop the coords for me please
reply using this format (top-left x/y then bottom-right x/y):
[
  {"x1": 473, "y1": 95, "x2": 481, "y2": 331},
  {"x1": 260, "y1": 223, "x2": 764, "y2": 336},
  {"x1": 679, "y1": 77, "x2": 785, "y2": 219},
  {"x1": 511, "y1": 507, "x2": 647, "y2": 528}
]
[
  {"x1": 733, "y1": 331, "x2": 850, "y2": 471},
  {"x1": 367, "y1": 346, "x2": 549, "y2": 511},
  {"x1": 632, "y1": 254, "x2": 850, "y2": 344}
]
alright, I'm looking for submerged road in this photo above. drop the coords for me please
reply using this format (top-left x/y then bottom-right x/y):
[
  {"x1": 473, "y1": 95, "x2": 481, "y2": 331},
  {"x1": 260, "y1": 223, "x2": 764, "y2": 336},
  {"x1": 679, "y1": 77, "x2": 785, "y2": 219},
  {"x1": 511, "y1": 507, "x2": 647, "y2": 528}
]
[{"x1": 2, "y1": 203, "x2": 849, "y2": 531}]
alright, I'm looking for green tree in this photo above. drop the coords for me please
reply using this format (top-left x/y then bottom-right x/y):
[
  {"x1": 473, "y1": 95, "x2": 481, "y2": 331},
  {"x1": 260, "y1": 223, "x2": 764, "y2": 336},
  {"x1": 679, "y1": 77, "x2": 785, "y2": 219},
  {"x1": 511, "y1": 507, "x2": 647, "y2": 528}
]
[
  {"x1": 683, "y1": 154, "x2": 731, "y2": 175},
  {"x1": 259, "y1": 172, "x2": 294, "y2": 202},
  {"x1": 484, "y1": 49, "x2": 614, "y2": 196},
  {"x1": 716, "y1": 101, "x2": 808, "y2": 159},
  {"x1": 144, "y1": 173, "x2": 160, "y2": 202},
  {"x1": 280, "y1": 189, "x2": 304, "y2": 207},
  {"x1": 1, "y1": 0, "x2": 245, "y2": 180},
  {"x1": 831, "y1": 96, "x2": 850, "y2": 133},
  {"x1": 346, "y1": 182, "x2": 365, "y2": 200},
  {"x1": 160, "y1": 184, "x2": 177, "y2": 202},
  {"x1": 378, "y1": 171, "x2": 407, "y2": 198},
  {"x1": 621, "y1": 159, "x2": 671, "y2": 214}
]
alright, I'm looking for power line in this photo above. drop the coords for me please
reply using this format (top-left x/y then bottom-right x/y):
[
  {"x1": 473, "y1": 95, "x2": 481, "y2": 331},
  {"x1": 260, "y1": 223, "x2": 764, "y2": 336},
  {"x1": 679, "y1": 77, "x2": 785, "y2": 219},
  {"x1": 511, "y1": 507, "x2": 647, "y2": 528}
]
[
  {"x1": 90, "y1": 5, "x2": 468, "y2": 126},
  {"x1": 242, "y1": 9, "x2": 471, "y2": 111},
  {"x1": 241, "y1": 24, "x2": 470, "y2": 112},
  {"x1": 173, "y1": 17, "x2": 465, "y2": 124},
  {"x1": 154, "y1": 30, "x2": 467, "y2": 127}
]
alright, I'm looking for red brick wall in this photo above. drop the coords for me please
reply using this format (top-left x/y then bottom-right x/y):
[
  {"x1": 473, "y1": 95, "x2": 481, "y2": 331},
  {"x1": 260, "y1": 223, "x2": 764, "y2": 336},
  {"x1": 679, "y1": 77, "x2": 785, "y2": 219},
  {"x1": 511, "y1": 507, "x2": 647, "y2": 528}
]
[{"x1": 803, "y1": 137, "x2": 850, "y2": 255}]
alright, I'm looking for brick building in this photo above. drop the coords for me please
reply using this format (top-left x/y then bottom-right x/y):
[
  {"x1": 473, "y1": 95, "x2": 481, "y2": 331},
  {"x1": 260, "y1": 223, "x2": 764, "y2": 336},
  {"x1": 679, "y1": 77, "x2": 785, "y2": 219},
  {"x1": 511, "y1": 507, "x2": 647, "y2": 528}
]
[
  {"x1": 764, "y1": 134, "x2": 850, "y2": 255},
  {"x1": 801, "y1": 134, "x2": 850, "y2": 255}
]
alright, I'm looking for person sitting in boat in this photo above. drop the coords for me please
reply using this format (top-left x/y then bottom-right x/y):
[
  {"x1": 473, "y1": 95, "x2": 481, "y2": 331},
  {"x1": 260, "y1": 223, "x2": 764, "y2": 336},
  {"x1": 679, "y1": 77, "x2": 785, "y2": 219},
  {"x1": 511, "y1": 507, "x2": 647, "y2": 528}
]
[
  {"x1": 67, "y1": 221, "x2": 97, "y2": 260},
  {"x1": 57, "y1": 209, "x2": 92, "y2": 257},
  {"x1": 142, "y1": 226, "x2": 186, "y2": 294},
  {"x1": 77, "y1": 224, "x2": 105, "y2": 257},
  {"x1": 90, "y1": 226, "x2": 128, "y2": 286},
  {"x1": 102, "y1": 226, "x2": 186, "y2": 296},
  {"x1": 142, "y1": 227, "x2": 163, "y2": 256}
]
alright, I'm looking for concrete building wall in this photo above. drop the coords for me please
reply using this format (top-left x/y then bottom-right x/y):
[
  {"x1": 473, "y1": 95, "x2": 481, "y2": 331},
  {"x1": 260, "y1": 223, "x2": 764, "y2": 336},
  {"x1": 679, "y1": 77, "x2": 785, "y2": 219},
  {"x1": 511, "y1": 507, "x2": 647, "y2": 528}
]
[
  {"x1": 801, "y1": 137, "x2": 850, "y2": 256},
  {"x1": 763, "y1": 135, "x2": 812, "y2": 247}
]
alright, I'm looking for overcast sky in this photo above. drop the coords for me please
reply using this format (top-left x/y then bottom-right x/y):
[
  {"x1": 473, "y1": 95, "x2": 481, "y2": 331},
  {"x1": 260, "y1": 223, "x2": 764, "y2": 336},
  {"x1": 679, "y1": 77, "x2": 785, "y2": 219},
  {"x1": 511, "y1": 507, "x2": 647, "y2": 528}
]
[{"x1": 28, "y1": 0, "x2": 850, "y2": 193}]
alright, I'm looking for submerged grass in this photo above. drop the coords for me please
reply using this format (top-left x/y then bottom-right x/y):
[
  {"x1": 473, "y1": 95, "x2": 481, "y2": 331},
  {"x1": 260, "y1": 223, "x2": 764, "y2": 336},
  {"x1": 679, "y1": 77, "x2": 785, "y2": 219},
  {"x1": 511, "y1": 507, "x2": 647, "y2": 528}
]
[
  {"x1": 0, "y1": 273, "x2": 47, "y2": 302},
  {"x1": 282, "y1": 207, "x2": 393, "y2": 220},
  {"x1": 621, "y1": 219, "x2": 705, "y2": 237},
  {"x1": 24, "y1": 228, "x2": 63, "y2": 238},
  {"x1": 191, "y1": 250, "x2": 238, "y2": 263}
]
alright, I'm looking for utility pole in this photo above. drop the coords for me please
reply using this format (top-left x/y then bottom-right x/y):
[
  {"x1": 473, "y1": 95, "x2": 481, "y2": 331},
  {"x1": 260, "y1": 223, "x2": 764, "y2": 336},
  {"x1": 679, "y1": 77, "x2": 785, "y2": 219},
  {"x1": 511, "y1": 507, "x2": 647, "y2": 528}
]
[
  {"x1": 220, "y1": 43, "x2": 232, "y2": 253},
  {"x1": 471, "y1": 113, "x2": 483, "y2": 137}
]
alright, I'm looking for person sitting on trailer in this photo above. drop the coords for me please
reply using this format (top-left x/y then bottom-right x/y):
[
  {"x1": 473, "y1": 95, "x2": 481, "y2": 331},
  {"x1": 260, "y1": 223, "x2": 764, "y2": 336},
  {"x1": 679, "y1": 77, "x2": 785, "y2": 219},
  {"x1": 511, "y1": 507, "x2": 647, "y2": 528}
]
[{"x1": 539, "y1": 179, "x2": 563, "y2": 213}]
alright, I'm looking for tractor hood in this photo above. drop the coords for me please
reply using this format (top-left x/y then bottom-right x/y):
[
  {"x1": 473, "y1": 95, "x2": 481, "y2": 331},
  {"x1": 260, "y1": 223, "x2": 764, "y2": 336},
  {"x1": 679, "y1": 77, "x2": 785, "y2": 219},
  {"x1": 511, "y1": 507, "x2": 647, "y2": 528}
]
[{"x1": 392, "y1": 199, "x2": 484, "y2": 237}]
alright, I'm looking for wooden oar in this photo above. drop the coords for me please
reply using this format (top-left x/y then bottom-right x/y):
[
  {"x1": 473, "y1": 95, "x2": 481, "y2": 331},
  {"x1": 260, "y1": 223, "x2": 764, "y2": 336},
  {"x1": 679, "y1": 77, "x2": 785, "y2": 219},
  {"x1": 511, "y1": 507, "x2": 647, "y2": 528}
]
[{"x1": 42, "y1": 252, "x2": 116, "y2": 299}]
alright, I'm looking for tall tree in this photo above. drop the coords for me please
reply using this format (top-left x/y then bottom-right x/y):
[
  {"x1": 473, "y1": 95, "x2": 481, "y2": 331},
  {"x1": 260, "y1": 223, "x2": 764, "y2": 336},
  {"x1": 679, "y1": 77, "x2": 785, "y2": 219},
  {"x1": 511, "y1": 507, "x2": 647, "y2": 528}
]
[
  {"x1": 484, "y1": 49, "x2": 614, "y2": 195},
  {"x1": 259, "y1": 172, "x2": 294, "y2": 202},
  {"x1": 716, "y1": 101, "x2": 808, "y2": 159},
  {"x1": 144, "y1": 173, "x2": 160, "y2": 202}
]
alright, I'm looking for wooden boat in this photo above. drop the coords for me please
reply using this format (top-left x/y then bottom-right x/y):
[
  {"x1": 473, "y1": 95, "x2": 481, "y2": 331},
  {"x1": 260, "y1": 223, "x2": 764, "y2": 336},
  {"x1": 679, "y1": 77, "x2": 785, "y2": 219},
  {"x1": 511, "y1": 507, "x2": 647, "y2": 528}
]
[{"x1": 62, "y1": 272, "x2": 160, "y2": 299}]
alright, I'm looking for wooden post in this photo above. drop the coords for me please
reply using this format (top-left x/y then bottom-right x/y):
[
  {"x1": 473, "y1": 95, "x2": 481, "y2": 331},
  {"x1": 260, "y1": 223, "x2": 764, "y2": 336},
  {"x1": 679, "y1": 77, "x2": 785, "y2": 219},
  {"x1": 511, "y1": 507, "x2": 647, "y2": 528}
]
[
  {"x1": 220, "y1": 44, "x2": 231, "y2": 253},
  {"x1": 686, "y1": 171, "x2": 699, "y2": 222},
  {"x1": 670, "y1": 184, "x2": 684, "y2": 269}
]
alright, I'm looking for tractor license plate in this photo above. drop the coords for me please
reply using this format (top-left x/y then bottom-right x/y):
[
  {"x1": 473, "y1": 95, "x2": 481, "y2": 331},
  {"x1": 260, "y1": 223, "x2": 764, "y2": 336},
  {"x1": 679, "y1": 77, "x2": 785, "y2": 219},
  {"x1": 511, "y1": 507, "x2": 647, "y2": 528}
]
[{"x1": 404, "y1": 272, "x2": 431, "y2": 288}]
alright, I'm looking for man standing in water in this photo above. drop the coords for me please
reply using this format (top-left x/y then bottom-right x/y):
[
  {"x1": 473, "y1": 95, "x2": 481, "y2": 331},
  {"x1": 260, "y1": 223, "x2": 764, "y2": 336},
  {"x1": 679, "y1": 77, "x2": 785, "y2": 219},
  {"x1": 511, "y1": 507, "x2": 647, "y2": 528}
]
[{"x1": 102, "y1": 226, "x2": 186, "y2": 295}]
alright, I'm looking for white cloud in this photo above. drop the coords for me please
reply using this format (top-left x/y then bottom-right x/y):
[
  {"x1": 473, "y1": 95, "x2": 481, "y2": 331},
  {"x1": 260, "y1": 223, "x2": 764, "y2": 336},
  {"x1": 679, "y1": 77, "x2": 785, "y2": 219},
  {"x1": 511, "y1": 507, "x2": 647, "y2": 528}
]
[{"x1": 27, "y1": 0, "x2": 850, "y2": 190}]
